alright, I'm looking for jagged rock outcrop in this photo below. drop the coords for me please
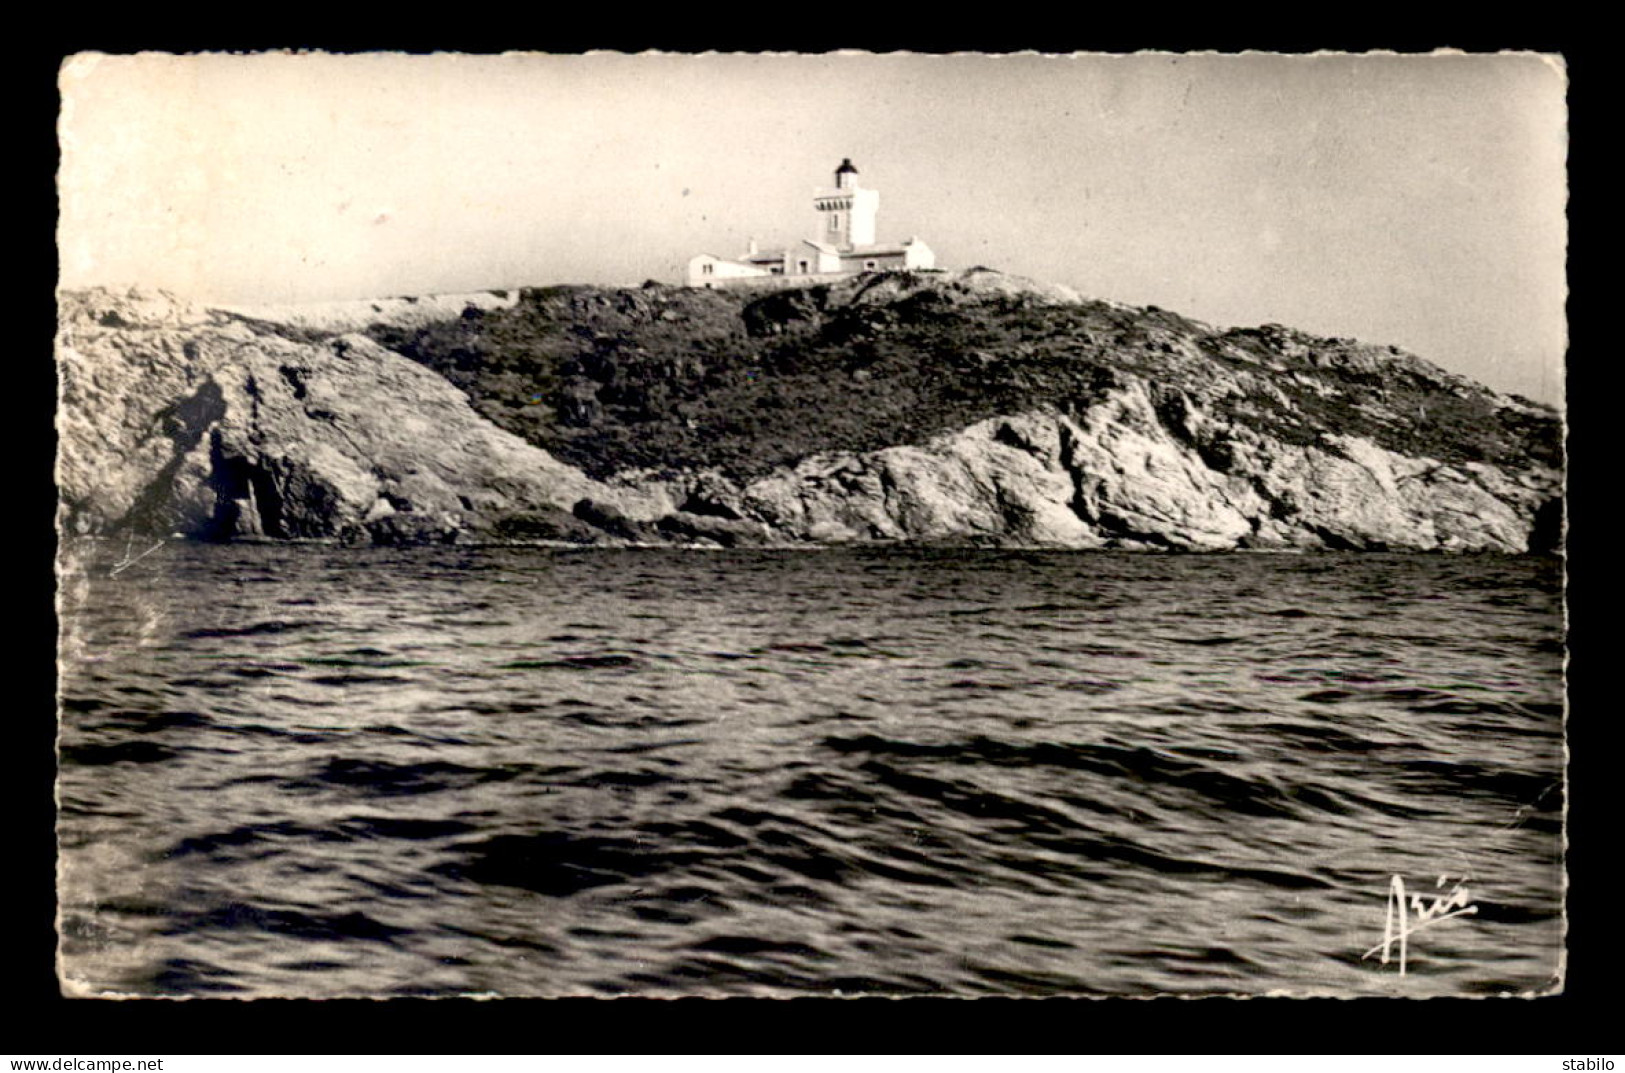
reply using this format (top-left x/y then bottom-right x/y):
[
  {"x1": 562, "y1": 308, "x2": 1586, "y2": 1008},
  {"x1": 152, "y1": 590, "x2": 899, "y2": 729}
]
[
  {"x1": 214, "y1": 290, "x2": 520, "y2": 336},
  {"x1": 56, "y1": 288, "x2": 676, "y2": 545},
  {"x1": 56, "y1": 272, "x2": 1562, "y2": 552},
  {"x1": 662, "y1": 394, "x2": 1551, "y2": 551}
]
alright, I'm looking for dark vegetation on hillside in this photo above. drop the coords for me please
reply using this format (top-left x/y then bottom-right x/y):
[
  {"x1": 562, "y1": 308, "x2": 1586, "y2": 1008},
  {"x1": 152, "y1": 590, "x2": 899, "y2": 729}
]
[{"x1": 364, "y1": 274, "x2": 1561, "y2": 482}]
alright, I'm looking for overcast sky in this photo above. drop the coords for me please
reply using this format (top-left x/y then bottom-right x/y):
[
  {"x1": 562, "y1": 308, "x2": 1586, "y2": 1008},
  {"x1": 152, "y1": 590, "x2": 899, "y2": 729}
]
[{"x1": 57, "y1": 51, "x2": 1567, "y2": 404}]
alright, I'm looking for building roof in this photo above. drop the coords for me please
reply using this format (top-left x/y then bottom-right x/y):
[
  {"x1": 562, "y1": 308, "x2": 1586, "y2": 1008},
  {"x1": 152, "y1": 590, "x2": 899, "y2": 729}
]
[
  {"x1": 835, "y1": 158, "x2": 859, "y2": 175},
  {"x1": 841, "y1": 243, "x2": 915, "y2": 257},
  {"x1": 728, "y1": 239, "x2": 924, "y2": 261}
]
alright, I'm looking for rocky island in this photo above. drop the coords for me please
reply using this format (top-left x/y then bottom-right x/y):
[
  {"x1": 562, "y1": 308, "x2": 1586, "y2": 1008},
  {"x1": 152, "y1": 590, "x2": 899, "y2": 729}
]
[{"x1": 56, "y1": 268, "x2": 1562, "y2": 552}]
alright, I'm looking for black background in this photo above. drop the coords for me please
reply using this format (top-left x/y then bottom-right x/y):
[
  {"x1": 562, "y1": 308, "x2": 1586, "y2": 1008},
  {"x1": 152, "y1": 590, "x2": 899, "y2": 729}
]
[{"x1": 16, "y1": 20, "x2": 1607, "y2": 1052}]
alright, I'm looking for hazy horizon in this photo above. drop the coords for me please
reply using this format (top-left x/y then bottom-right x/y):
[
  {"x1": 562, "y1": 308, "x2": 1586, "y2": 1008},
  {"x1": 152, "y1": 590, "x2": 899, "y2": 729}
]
[{"x1": 57, "y1": 51, "x2": 1567, "y2": 404}]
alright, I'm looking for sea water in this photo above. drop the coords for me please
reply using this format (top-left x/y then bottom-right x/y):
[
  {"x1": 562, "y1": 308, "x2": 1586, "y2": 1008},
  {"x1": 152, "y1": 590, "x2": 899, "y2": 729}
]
[{"x1": 56, "y1": 542, "x2": 1565, "y2": 997}]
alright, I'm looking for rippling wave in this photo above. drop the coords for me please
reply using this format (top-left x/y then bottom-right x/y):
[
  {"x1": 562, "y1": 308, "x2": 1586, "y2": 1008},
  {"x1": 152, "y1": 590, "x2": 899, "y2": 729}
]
[{"x1": 57, "y1": 543, "x2": 1564, "y2": 996}]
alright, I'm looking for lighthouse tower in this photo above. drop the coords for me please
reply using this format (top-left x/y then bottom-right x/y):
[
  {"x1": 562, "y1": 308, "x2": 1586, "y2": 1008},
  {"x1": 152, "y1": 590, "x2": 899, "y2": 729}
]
[
  {"x1": 685, "y1": 157, "x2": 934, "y2": 287},
  {"x1": 814, "y1": 158, "x2": 879, "y2": 249}
]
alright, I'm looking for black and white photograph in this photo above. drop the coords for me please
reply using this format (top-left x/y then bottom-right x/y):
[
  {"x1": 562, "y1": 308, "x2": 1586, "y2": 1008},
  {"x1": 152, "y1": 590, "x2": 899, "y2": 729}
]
[{"x1": 54, "y1": 50, "x2": 1567, "y2": 999}]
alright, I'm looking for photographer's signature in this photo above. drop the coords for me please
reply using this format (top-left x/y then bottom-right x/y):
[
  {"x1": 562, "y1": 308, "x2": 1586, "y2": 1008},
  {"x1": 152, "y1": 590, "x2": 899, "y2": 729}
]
[{"x1": 1361, "y1": 873, "x2": 1479, "y2": 976}]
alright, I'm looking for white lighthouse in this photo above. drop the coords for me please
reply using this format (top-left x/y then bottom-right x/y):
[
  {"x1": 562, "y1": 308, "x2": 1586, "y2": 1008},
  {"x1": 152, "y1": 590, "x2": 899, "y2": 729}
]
[
  {"x1": 687, "y1": 159, "x2": 935, "y2": 288},
  {"x1": 814, "y1": 158, "x2": 880, "y2": 249}
]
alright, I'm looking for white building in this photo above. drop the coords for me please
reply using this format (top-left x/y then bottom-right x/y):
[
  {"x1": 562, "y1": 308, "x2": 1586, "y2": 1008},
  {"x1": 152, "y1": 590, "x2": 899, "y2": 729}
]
[{"x1": 687, "y1": 159, "x2": 936, "y2": 288}]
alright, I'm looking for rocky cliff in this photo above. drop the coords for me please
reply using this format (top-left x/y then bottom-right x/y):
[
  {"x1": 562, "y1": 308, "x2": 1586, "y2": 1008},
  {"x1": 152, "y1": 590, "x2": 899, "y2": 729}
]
[
  {"x1": 55, "y1": 289, "x2": 675, "y2": 547},
  {"x1": 56, "y1": 270, "x2": 1563, "y2": 552}
]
